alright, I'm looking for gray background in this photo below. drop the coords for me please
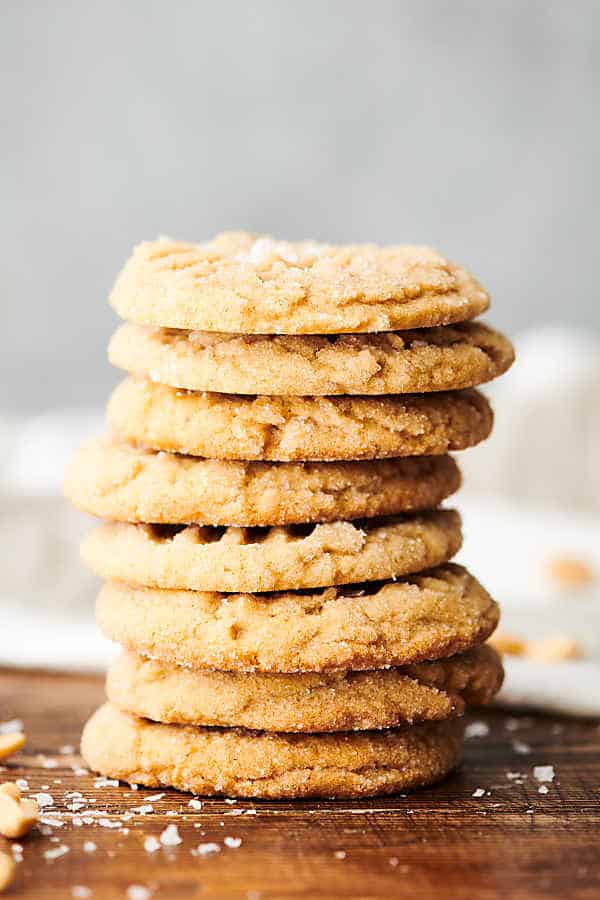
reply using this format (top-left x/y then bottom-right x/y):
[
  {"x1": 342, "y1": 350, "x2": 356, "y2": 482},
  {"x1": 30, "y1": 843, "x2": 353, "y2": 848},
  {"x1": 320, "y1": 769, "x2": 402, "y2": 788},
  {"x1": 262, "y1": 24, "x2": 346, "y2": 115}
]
[{"x1": 2, "y1": 0, "x2": 599, "y2": 413}]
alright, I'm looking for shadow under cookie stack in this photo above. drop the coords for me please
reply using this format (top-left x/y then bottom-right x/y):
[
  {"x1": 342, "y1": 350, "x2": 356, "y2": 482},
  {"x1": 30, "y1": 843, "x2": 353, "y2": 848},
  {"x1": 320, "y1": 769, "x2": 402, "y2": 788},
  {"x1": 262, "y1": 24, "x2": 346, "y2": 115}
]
[{"x1": 66, "y1": 233, "x2": 514, "y2": 799}]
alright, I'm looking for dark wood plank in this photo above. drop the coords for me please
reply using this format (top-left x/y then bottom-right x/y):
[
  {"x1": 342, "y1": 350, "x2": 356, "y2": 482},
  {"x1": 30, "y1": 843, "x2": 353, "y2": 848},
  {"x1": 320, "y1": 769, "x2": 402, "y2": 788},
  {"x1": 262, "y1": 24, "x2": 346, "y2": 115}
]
[{"x1": 0, "y1": 668, "x2": 599, "y2": 899}]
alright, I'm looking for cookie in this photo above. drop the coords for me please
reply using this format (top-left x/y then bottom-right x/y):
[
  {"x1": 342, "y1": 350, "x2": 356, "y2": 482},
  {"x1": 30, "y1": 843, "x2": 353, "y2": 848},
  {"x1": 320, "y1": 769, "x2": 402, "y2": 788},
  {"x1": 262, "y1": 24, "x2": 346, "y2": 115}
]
[
  {"x1": 65, "y1": 440, "x2": 461, "y2": 526},
  {"x1": 109, "y1": 233, "x2": 489, "y2": 334},
  {"x1": 108, "y1": 379, "x2": 493, "y2": 461},
  {"x1": 96, "y1": 564, "x2": 499, "y2": 673},
  {"x1": 81, "y1": 510, "x2": 462, "y2": 593},
  {"x1": 81, "y1": 703, "x2": 464, "y2": 798},
  {"x1": 109, "y1": 321, "x2": 514, "y2": 396},
  {"x1": 107, "y1": 644, "x2": 503, "y2": 732}
]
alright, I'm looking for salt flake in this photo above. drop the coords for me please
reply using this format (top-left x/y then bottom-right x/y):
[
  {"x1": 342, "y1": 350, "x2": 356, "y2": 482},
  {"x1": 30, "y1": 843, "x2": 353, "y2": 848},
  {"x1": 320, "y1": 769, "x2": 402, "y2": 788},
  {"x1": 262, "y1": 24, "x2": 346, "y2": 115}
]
[
  {"x1": 127, "y1": 888, "x2": 152, "y2": 900},
  {"x1": 160, "y1": 824, "x2": 182, "y2": 847},
  {"x1": 465, "y1": 721, "x2": 490, "y2": 739},
  {"x1": 194, "y1": 842, "x2": 220, "y2": 857},
  {"x1": 144, "y1": 836, "x2": 161, "y2": 854},
  {"x1": 44, "y1": 845, "x2": 70, "y2": 860},
  {"x1": 533, "y1": 765, "x2": 555, "y2": 783},
  {"x1": 513, "y1": 740, "x2": 531, "y2": 755}
]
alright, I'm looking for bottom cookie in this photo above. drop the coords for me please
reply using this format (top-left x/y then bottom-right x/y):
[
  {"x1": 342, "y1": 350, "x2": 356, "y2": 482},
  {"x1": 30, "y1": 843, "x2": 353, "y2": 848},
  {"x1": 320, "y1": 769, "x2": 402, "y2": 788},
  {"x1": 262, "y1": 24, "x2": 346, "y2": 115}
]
[{"x1": 81, "y1": 703, "x2": 464, "y2": 799}]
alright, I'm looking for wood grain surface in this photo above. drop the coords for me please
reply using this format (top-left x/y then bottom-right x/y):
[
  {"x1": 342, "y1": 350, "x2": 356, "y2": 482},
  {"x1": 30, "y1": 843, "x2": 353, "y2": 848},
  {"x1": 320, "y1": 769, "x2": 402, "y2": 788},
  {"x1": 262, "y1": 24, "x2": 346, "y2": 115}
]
[{"x1": 1, "y1": 667, "x2": 599, "y2": 899}]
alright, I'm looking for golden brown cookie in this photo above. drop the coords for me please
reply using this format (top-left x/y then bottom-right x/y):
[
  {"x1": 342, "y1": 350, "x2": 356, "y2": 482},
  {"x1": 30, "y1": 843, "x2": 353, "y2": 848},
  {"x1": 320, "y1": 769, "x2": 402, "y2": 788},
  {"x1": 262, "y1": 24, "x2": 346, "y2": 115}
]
[
  {"x1": 109, "y1": 233, "x2": 489, "y2": 334},
  {"x1": 96, "y1": 564, "x2": 499, "y2": 673},
  {"x1": 107, "y1": 645, "x2": 503, "y2": 732},
  {"x1": 81, "y1": 703, "x2": 464, "y2": 798},
  {"x1": 109, "y1": 321, "x2": 514, "y2": 396},
  {"x1": 65, "y1": 440, "x2": 461, "y2": 526},
  {"x1": 108, "y1": 379, "x2": 493, "y2": 461},
  {"x1": 81, "y1": 510, "x2": 462, "y2": 592}
]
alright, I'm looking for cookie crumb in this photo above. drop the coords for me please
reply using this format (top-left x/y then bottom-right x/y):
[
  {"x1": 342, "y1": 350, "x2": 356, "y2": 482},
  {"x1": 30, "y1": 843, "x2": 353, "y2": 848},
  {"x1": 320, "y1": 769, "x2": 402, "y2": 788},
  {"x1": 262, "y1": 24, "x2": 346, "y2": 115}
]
[
  {"x1": 472, "y1": 788, "x2": 485, "y2": 798},
  {"x1": 334, "y1": 850, "x2": 346, "y2": 860},
  {"x1": 71, "y1": 888, "x2": 92, "y2": 899},
  {"x1": 83, "y1": 842, "x2": 97, "y2": 854}
]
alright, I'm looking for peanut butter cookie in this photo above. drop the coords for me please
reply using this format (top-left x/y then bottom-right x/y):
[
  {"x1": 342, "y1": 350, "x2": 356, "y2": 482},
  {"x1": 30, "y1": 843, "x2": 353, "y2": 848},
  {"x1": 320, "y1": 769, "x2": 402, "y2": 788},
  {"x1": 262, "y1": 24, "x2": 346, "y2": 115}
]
[
  {"x1": 96, "y1": 564, "x2": 499, "y2": 673},
  {"x1": 109, "y1": 233, "x2": 489, "y2": 334},
  {"x1": 82, "y1": 703, "x2": 465, "y2": 798},
  {"x1": 82, "y1": 510, "x2": 462, "y2": 593},
  {"x1": 108, "y1": 379, "x2": 493, "y2": 461},
  {"x1": 65, "y1": 440, "x2": 461, "y2": 526},
  {"x1": 107, "y1": 644, "x2": 503, "y2": 732},
  {"x1": 109, "y1": 321, "x2": 513, "y2": 395}
]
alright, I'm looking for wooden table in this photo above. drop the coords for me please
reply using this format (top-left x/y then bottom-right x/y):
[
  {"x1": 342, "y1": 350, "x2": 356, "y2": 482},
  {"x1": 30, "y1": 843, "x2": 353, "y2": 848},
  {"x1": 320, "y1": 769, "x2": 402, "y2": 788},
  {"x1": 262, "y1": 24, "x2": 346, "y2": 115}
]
[{"x1": 1, "y1": 668, "x2": 599, "y2": 899}]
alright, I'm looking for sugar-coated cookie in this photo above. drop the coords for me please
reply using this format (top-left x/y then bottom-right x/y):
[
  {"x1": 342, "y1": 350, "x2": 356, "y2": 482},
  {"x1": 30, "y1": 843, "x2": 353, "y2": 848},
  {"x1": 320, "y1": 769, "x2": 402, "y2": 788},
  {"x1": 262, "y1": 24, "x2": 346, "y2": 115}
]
[
  {"x1": 82, "y1": 510, "x2": 462, "y2": 592},
  {"x1": 107, "y1": 645, "x2": 503, "y2": 732},
  {"x1": 66, "y1": 439, "x2": 461, "y2": 526},
  {"x1": 82, "y1": 703, "x2": 465, "y2": 798},
  {"x1": 96, "y1": 564, "x2": 499, "y2": 673},
  {"x1": 109, "y1": 321, "x2": 513, "y2": 396},
  {"x1": 108, "y1": 379, "x2": 493, "y2": 461},
  {"x1": 109, "y1": 233, "x2": 489, "y2": 334}
]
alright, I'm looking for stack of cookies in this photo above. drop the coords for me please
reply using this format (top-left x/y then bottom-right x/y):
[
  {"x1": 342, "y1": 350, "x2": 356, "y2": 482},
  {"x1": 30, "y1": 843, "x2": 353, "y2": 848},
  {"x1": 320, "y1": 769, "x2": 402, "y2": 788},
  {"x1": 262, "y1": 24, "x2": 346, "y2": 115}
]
[{"x1": 66, "y1": 233, "x2": 514, "y2": 799}]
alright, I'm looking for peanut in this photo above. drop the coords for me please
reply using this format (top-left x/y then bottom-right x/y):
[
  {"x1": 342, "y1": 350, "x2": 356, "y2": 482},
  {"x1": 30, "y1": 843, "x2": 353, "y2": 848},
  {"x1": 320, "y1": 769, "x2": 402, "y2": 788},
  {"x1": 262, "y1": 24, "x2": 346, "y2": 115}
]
[
  {"x1": 488, "y1": 632, "x2": 527, "y2": 656},
  {"x1": 0, "y1": 850, "x2": 15, "y2": 893},
  {"x1": 0, "y1": 784, "x2": 38, "y2": 839},
  {"x1": 527, "y1": 636, "x2": 583, "y2": 663},
  {"x1": 546, "y1": 556, "x2": 595, "y2": 588},
  {"x1": 0, "y1": 734, "x2": 25, "y2": 762}
]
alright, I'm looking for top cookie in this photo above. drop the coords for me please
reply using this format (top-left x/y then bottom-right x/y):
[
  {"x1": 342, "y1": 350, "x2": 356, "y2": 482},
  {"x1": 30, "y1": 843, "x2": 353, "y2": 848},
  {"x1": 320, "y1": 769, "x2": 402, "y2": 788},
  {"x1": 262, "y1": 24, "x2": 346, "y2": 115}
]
[{"x1": 109, "y1": 233, "x2": 490, "y2": 334}]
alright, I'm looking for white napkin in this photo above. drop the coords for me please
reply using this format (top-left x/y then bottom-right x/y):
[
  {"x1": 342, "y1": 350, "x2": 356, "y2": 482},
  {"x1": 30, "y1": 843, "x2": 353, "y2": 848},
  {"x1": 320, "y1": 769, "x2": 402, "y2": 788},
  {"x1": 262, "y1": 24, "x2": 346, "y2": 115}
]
[{"x1": 459, "y1": 493, "x2": 600, "y2": 716}]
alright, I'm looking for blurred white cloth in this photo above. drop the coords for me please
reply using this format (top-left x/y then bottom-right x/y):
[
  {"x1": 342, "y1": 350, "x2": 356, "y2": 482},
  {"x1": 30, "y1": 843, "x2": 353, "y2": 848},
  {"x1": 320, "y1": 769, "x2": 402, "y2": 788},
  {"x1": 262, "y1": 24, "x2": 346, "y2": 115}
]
[
  {"x1": 1, "y1": 328, "x2": 599, "y2": 716},
  {"x1": 461, "y1": 326, "x2": 600, "y2": 511}
]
